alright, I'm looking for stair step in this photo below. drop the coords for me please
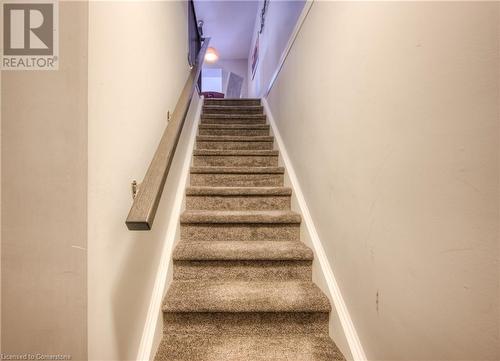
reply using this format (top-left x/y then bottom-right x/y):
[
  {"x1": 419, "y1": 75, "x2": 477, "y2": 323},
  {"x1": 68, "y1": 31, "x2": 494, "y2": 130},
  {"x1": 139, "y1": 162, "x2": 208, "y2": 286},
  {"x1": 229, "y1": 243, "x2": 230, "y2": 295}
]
[
  {"x1": 180, "y1": 210, "x2": 300, "y2": 224},
  {"x1": 190, "y1": 166, "x2": 284, "y2": 174},
  {"x1": 173, "y1": 259, "x2": 312, "y2": 281},
  {"x1": 193, "y1": 149, "x2": 279, "y2": 156},
  {"x1": 186, "y1": 186, "x2": 291, "y2": 196},
  {"x1": 201, "y1": 119, "x2": 267, "y2": 125},
  {"x1": 173, "y1": 240, "x2": 313, "y2": 280},
  {"x1": 196, "y1": 135, "x2": 274, "y2": 150},
  {"x1": 198, "y1": 129, "x2": 269, "y2": 137},
  {"x1": 162, "y1": 312, "x2": 330, "y2": 336},
  {"x1": 204, "y1": 98, "x2": 261, "y2": 106},
  {"x1": 202, "y1": 114, "x2": 266, "y2": 119},
  {"x1": 190, "y1": 166, "x2": 284, "y2": 187},
  {"x1": 197, "y1": 135, "x2": 273, "y2": 141},
  {"x1": 199, "y1": 124, "x2": 269, "y2": 130},
  {"x1": 186, "y1": 186, "x2": 291, "y2": 210},
  {"x1": 173, "y1": 240, "x2": 312, "y2": 261},
  {"x1": 199, "y1": 124, "x2": 270, "y2": 136},
  {"x1": 180, "y1": 210, "x2": 300, "y2": 241},
  {"x1": 193, "y1": 149, "x2": 279, "y2": 167},
  {"x1": 155, "y1": 334, "x2": 345, "y2": 361},
  {"x1": 203, "y1": 105, "x2": 264, "y2": 115},
  {"x1": 186, "y1": 186, "x2": 290, "y2": 195},
  {"x1": 163, "y1": 280, "x2": 330, "y2": 313},
  {"x1": 201, "y1": 114, "x2": 266, "y2": 125}
]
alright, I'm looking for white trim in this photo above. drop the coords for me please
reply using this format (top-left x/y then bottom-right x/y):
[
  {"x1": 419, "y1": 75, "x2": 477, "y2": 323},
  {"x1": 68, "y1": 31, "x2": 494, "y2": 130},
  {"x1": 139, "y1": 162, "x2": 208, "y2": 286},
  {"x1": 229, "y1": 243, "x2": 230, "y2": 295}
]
[
  {"x1": 263, "y1": 0, "x2": 314, "y2": 97},
  {"x1": 262, "y1": 98, "x2": 367, "y2": 361},
  {"x1": 135, "y1": 96, "x2": 203, "y2": 361}
]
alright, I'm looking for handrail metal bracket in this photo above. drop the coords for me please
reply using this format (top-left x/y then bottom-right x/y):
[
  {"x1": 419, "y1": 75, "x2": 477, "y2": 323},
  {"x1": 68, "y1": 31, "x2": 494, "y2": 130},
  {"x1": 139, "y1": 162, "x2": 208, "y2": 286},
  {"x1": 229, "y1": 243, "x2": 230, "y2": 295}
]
[{"x1": 131, "y1": 180, "x2": 139, "y2": 199}]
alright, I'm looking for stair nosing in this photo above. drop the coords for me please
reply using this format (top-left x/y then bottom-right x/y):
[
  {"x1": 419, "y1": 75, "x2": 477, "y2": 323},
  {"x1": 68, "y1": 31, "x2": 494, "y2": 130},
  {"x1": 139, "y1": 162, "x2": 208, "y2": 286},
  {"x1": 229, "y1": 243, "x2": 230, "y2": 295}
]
[
  {"x1": 205, "y1": 98, "x2": 261, "y2": 101},
  {"x1": 173, "y1": 240, "x2": 313, "y2": 261},
  {"x1": 180, "y1": 210, "x2": 301, "y2": 224},
  {"x1": 193, "y1": 149, "x2": 279, "y2": 156},
  {"x1": 193, "y1": 149, "x2": 278, "y2": 156},
  {"x1": 186, "y1": 186, "x2": 292, "y2": 196},
  {"x1": 190, "y1": 166, "x2": 284, "y2": 174},
  {"x1": 163, "y1": 280, "x2": 331, "y2": 313},
  {"x1": 197, "y1": 135, "x2": 273, "y2": 142},
  {"x1": 203, "y1": 105, "x2": 263, "y2": 109},
  {"x1": 155, "y1": 334, "x2": 344, "y2": 361},
  {"x1": 201, "y1": 114, "x2": 266, "y2": 118},
  {"x1": 199, "y1": 124, "x2": 270, "y2": 129}
]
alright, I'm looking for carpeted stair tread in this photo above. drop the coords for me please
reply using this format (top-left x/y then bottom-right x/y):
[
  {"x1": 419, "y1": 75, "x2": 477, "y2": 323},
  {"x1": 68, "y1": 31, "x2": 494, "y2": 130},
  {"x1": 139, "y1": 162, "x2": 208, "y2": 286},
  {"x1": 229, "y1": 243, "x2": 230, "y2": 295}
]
[
  {"x1": 162, "y1": 312, "x2": 330, "y2": 336},
  {"x1": 197, "y1": 135, "x2": 273, "y2": 142},
  {"x1": 186, "y1": 186, "x2": 292, "y2": 196},
  {"x1": 199, "y1": 124, "x2": 270, "y2": 130},
  {"x1": 200, "y1": 115, "x2": 267, "y2": 124},
  {"x1": 204, "y1": 98, "x2": 261, "y2": 106},
  {"x1": 205, "y1": 97, "x2": 261, "y2": 100},
  {"x1": 180, "y1": 210, "x2": 301, "y2": 224},
  {"x1": 193, "y1": 149, "x2": 278, "y2": 156},
  {"x1": 203, "y1": 105, "x2": 263, "y2": 111},
  {"x1": 163, "y1": 280, "x2": 331, "y2": 313},
  {"x1": 155, "y1": 334, "x2": 344, "y2": 361},
  {"x1": 191, "y1": 166, "x2": 284, "y2": 174},
  {"x1": 185, "y1": 187, "x2": 291, "y2": 211},
  {"x1": 199, "y1": 124, "x2": 271, "y2": 136},
  {"x1": 192, "y1": 151, "x2": 279, "y2": 167},
  {"x1": 173, "y1": 240, "x2": 313, "y2": 261},
  {"x1": 202, "y1": 114, "x2": 266, "y2": 118}
]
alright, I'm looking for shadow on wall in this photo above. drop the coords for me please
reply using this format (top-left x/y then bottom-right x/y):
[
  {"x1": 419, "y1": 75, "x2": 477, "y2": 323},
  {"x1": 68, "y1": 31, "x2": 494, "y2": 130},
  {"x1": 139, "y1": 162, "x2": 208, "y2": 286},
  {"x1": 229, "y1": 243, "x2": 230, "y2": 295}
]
[
  {"x1": 110, "y1": 200, "x2": 169, "y2": 360},
  {"x1": 247, "y1": 0, "x2": 306, "y2": 97}
]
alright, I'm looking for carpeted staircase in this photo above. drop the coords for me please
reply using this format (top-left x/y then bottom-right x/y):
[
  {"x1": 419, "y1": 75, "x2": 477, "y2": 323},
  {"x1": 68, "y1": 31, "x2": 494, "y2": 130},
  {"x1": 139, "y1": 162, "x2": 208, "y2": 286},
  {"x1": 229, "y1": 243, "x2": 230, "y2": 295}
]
[{"x1": 155, "y1": 98, "x2": 345, "y2": 361}]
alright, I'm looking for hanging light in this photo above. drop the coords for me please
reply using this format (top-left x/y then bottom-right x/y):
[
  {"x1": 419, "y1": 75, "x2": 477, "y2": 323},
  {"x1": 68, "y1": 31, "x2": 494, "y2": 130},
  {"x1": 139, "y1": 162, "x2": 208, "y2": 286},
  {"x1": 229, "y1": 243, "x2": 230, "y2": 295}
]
[{"x1": 205, "y1": 47, "x2": 219, "y2": 63}]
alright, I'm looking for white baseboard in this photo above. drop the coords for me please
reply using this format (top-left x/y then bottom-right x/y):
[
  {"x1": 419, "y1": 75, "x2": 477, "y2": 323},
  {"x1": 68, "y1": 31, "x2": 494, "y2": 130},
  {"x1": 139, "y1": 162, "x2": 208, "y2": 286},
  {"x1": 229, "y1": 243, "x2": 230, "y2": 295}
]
[
  {"x1": 262, "y1": 98, "x2": 367, "y2": 361},
  {"x1": 136, "y1": 96, "x2": 203, "y2": 361}
]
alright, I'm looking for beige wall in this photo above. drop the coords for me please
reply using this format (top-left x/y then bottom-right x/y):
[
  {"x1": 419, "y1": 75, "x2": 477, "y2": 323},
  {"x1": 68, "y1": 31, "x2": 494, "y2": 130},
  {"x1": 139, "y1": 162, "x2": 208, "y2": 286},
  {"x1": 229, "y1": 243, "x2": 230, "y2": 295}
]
[
  {"x1": 0, "y1": 38, "x2": 3, "y2": 359},
  {"x1": 267, "y1": 2, "x2": 500, "y2": 360},
  {"x1": 87, "y1": 1, "x2": 190, "y2": 359},
  {"x1": 1, "y1": 2, "x2": 88, "y2": 360}
]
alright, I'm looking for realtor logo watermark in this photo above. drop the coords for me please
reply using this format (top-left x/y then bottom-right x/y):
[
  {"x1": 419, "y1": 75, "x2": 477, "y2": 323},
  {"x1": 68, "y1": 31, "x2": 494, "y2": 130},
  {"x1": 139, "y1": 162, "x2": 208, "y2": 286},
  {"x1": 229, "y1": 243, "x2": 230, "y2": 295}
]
[{"x1": 2, "y1": 0, "x2": 59, "y2": 70}]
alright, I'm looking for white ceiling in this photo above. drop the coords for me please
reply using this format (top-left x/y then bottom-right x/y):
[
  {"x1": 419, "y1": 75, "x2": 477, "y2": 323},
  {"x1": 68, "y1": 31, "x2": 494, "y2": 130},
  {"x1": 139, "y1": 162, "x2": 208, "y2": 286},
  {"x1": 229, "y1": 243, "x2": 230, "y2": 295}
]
[{"x1": 194, "y1": 0, "x2": 259, "y2": 60}]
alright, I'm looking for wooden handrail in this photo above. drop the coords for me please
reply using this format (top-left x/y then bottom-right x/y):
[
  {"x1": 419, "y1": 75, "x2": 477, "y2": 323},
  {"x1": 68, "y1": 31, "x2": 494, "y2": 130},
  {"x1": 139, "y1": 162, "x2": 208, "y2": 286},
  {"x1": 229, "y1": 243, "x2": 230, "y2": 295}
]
[{"x1": 126, "y1": 38, "x2": 210, "y2": 230}]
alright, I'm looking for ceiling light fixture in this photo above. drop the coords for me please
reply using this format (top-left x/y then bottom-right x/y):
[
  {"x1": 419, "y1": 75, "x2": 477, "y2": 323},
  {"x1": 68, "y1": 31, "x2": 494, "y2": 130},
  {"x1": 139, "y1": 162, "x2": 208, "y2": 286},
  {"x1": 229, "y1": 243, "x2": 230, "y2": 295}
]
[{"x1": 205, "y1": 47, "x2": 219, "y2": 63}]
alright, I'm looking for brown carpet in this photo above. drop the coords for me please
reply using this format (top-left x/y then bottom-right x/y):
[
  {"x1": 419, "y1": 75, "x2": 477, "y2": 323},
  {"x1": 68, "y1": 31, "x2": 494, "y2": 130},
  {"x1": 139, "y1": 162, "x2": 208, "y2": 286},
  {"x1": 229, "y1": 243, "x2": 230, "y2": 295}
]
[{"x1": 155, "y1": 98, "x2": 345, "y2": 361}]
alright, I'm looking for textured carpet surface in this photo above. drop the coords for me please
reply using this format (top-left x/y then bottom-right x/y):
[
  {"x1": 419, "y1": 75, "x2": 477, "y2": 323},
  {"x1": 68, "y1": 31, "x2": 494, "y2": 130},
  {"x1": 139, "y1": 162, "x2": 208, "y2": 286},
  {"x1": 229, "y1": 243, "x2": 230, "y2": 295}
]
[
  {"x1": 190, "y1": 166, "x2": 284, "y2": 174},
  {"x1": 186, "y1": 186, "x2": 292, "y2": 196},
  {"x1": 180, "y1": 210, "x2": 301, "y2": 224},
  {"x1": 156, "y1": 334, "x2": 345, "y2": 361},
  {"x1": 193, "y1": 149, "x2": 279, "y2": 155},
  {"x1": 173, "y1": 240, "x2": 313, "y2": 260},
  {"x1": 155, "y1": 98, "x2": 345, "y2": 361},
  {"x1": 163, "y1": 280, "x2": 331, "y2": 312}
]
